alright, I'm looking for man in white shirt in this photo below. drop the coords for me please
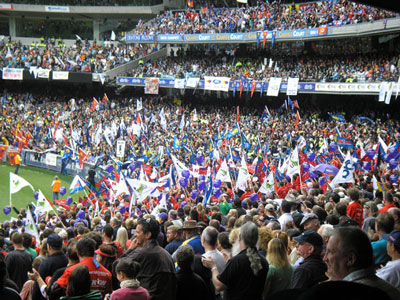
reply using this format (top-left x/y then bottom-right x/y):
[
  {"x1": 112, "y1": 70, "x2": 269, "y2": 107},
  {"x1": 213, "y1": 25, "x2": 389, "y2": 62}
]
[
  {"x1": 377, "y1": 229, "x2": 400, "y2": 289},
  {"x1": 278, "y1": 200, "x2": 294, "y2": 230},
  {"x1": 201, "y1": 226, "x2": 225, "y2": 273}
]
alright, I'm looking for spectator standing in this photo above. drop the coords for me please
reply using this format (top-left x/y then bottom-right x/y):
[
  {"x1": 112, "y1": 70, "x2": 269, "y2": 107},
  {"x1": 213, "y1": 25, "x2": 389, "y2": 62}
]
[
  {"x1": 5, "y1": 233, "x2": 33, "y2": 291},
  {"x1": 202, "y1": 222, "x2": 269, "y2": 300},
  {"x1": 346, "y1": 188, "x2": 364, "y2": 227},
  {"x1": 107, "y1": 258, "x2": 149, "y2": 300},
  {"x1": 51, "y1": 176, "x2": 61, "y2": 201},
  {"x1": 376, "y1": 229, "x2": 400, "y2": 289},
  {"x1": 372, "y1": 213, "x2": 395, "y2": 268},
  {"x1": 291, "y1": 230, "x2": 327, "y2": 288},
  {"x1": 324, "y1": 226, "x2": 400, "y2": 300},
  {"x1": 165, "y1": 225, "x2": 184, "y2": 255}
]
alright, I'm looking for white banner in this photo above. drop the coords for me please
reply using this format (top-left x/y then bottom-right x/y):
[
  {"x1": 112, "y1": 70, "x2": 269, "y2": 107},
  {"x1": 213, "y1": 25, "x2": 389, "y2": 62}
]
[
  {"x1": 385, "y1": 82, "x2": 394, "y2": 104},
  {"x1": 267, "y1": 77, "x2": 281, "y2": 96},
  {"x1": 315, "y1": 82, "x2": 381, "y2": 93},
  {"x1": 204, "y1": 76, "x2": 230, "y2": 92},
  {"x1": 38, "y1": 68, "x2": 51, "y2": 79},
  {"x1": 2, "y1": 68, "x2": 23, "y2": 80},
  {"x1": 0, "y1": 4, "x2": 13, "y2": 9},
  {"x1": 174, "y1": 79, "x2": 186, "y2": 89},
  {"x1": 52, "y1": 71, "x2": 69, "y2": 80},
  {"x1": 379, "y1": 82, "x2": 387, "y2": 102},
  {"x1": 45, "y1": 6, "x2": 70, "y2": 12},
  {"x1": 186, "y1": 77, "x2": 200, "y2": 88},
  {"x1": 45, "y1": 153, "x2": 58, "y2": 166},
  {"x1": 116, "y1": 140, "x2": 126, "y2": 158},
  {"x1": 286, "y1": 77, "x2": 299, "y2": 95}
]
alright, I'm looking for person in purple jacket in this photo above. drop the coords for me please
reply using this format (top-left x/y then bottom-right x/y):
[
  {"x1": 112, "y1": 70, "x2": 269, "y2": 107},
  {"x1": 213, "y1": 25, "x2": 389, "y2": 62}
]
[{"x1": 107, "y1": 258, "x2": 149, "y2": 300}]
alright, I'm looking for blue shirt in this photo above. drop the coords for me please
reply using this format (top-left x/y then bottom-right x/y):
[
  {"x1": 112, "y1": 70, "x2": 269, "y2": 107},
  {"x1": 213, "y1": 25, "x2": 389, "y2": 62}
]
[{"x1": 185, "y1": 234, "x2": 205, "y2": 254}]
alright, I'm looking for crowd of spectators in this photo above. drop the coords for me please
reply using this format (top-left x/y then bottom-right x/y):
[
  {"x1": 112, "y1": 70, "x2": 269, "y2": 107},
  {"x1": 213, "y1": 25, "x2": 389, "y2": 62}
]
[
  {"x1": 127, "y1": 44, "x2": 400, "y2": 82},
  {"x1": 134, "y1": 0, "x2": 398, "y2": 35},
  {"x1": 1, "y1": 89, "x2": 400, "y2": 300},
  {"x1": 4, "y1": 0, "x2": 162, "y2": 6},
  {"x1": 0, "y1": 37, "x2": 160, "y2": 73}
]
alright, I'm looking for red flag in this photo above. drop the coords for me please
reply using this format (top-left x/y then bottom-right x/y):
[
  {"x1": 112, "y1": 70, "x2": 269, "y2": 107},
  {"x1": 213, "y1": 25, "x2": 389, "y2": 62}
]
[
  {"x1": 262, "y1": 31, "x2": 267, "y2": 49},
  {"x1": 250, "y1": 80, "x2": 257, "y2": 98},
  {"x1": 102, "y1": 93, "x2": 109, "y2": 105},
  {"x1": 91, "y1": 98, "x2": 98, "y2": 112},
  {"x1": 236, "y1": 106, "x2": 240, "y2": 124},
  {"x1": 295, "y1": 111, "x2": 301, "y2": 131},
  {"x1": 8, "y1": 149, "x2": 18, "y2": 166},
  {"x1": 239, "y1": 81, "x2": 243, "y2": 98},
  {"x1": 78, "y1": 148, "x2": 88, "y2": 169},
  {"x1": 293, "y1": 100, "x2": 300, "y2": 109},
  {"x1": 0, "y1": 145, "x2": 8, "y2": 161}
]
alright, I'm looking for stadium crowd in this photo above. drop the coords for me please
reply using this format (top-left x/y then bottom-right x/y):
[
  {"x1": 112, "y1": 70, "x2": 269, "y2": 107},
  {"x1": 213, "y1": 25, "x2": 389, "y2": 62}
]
[
  {"x1": 134, "y1": 0, "x2": 398, "y2": 35},
  {"x1": 0, "y1": 38, "x2": 160, "y2": 73},
  {"x1": 1, "y1": 89, "x2": 400, "y2": 300},
  {"x1": 127, "y1": 42, "x2": 400, "y2": 82}
]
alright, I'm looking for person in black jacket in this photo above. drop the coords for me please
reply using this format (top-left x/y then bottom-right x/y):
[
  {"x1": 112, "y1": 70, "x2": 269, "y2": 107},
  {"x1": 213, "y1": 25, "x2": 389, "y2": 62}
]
[
  {"x1": 291, "y1": 230, "x2": 328, "y2": 288},
  {"x1": 176, "y1": 245, "x2": 212, "y2": 300}
]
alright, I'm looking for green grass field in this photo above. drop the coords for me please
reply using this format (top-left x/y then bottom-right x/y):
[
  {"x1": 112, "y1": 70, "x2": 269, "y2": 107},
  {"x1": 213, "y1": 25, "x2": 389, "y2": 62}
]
[{"x1": 0, "y1": 163, "x2": 84, "y2": 222}]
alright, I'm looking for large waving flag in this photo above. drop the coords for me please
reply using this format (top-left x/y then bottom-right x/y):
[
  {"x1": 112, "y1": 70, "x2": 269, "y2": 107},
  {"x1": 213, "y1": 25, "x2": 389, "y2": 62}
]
[
  {"x1": 10, "y1": 172, "x2": 34, "y2": 194},
  {"x1": 69, "y1": 175, "x2": 86, "y2": 194},
  {"x1": 330, "y1": 152, "x2": 355, "y2": 188},
  {"x1": 241, "y1": 132, "x2": 251, "y2": 150},
  {"x1": 226, "y1": 123, "x2": 240, "y2": 140},
  {"x1": 235, "y1": 156, "x2": 250, "y2": 191},
  {"x1": 286, "y1": 147, "x2": 300, "y2": 179},
  {"x1": 78, "y1": 148, "x2": 88, "y2": 169},
  {"x1": 216, "y1": 160, "x2": 231, "y2": 183},
  {"x1": 35, "y1": 189, "x2": 54, "y2": 217},
  {"x1": 328, "y1": 113, "x2": 345, "y2": 123},
  {"x1": 259, "y1": 172, "x2": 274, "y2": 194}
]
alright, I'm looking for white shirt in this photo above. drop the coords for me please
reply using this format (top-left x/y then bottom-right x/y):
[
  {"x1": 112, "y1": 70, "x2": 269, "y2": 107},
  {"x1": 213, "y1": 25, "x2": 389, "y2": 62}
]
[
  {"x1": 278, "y1": 213, "x2": 293, "y2": 230},
  {"x1": 204, "y1": 249, "x2": 226, "y2": 273},
  {"x1": 376, "y1": 258, "x2": 400, "y2": 289}
]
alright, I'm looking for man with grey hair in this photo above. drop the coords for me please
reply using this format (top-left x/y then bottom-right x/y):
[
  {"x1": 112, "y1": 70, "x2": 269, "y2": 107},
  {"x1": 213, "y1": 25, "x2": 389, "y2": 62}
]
[
  {"x1": 169, "y1": 209, "x2": 183, "y2": 227},
  {"x1": 201, "y1": 226, "x2": 225, "y2": 273},
  {"x1": 202, "y1": 222, "x2": 268, "y2": 300}
]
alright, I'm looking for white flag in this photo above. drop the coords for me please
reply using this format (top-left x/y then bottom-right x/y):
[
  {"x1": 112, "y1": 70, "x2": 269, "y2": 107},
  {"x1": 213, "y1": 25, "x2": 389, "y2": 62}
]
[
  {"x1": 378, "y1": 135, "x2": 388, "y2": 153},
  {"x1": 159, "y1": 107, "x2": 167, "y2": 130},
  {"x1": 286, "y1": 147, "x2": 300, "y2": 179},
  {"x1": 25, "y1": 209, "x2": 40, "y2": 244},
  {"x1": 10, "y1": 173, "x2": 34, "y2": 194},
  {"x1": 179, "y1": 113, "x2": 185, "y2": 130},
  {"x1": 35, "y1": 189, "x2": 53, "y2": 217},
  {"x1": 69, "y1": 175, "x2": 87, "y2": 192},
  {"x1": 137, "y1": 98, "x2": 143, "y2": 111},
  {"x1": 216, "y1": 160, "x2": 231, "y2": 183},
  {"x1": 235, "y1": 156, "x2": 250, "y2": 191},
  {"x1": 330, "y1": 152, "x2": 355, "y2": 188},
  {"x1": 171, "y1": 154, "x2": 190, "y2": 179},
  {"x1": 385, "y1": 82, "x2": 394, "y2": 104},
  {"x1": 259, "y1": 172, "x2": 275, "y2": 194},
  {"x1": 115, "y1": 174, "x2": 130, "y2": 196},
  {"x1": 111, "y1": 30, "x2": 116, "y2": 41}
]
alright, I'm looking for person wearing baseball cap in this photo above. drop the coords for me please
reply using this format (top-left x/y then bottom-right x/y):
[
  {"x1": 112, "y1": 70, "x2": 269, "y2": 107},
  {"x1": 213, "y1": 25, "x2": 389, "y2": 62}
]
[
  {"x1": 291, "y1": 230, "x2": 327, "y2": 288},
  {"x1": 377, "y1": 229, "x2": 400, "y2": 289}
]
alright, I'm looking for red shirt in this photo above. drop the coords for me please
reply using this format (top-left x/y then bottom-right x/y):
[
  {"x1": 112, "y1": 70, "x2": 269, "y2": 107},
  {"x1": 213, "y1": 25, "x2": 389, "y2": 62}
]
[
  {"x1": 379, "y1": 203, "x2": 397, "y2": 214},
  {"x1": 347, "y1": 201, "x2": 364, "y2": 227},
  {"x1": 56, "y1": 257, "x2": 112, "y2": 297}
]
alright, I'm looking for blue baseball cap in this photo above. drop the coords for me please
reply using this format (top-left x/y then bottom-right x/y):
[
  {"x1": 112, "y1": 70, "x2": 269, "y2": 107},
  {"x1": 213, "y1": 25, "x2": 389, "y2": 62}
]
[{"x1": 382, "y1": 229, "x2": 400, "y2": 247}]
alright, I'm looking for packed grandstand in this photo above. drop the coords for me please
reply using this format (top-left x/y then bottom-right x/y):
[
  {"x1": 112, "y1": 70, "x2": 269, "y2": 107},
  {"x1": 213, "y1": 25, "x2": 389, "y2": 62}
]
[{"x1": 0, "y1": 1, "x2": 400, "y2": 300}]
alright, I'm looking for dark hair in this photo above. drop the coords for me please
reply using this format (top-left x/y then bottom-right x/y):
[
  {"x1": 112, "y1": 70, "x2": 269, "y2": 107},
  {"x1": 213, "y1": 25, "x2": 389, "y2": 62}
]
[
  {"x1": 334, "y1": 227, "x2": 374, "y2": 270},
  {"x1": 67, "y1": 265, "x2": 91, "y2": 296},
  {"x1": 176, "y1": 244, "x2": 194, "y2": 270},
  {"x1": 335, "y1": 202, "x2": 347, "y2": 217},
  {"x1": 218, "y1": 232, "x2": 231, "y2": 250},
  {"x1": 76, "y1": 237, "x2": 96, "y2": 257},
  {"x1": 281, "y1": 200, "x2": 293, "y2": 213},
  {"x1": 375, "y1": 213, "x2": 394, "y2": 234},
  {"x1": 385, "y1": 192, "x2": 394, "y2": 203},
  {"x1": 234, "y1": 197, "x2": 242, "y2": 208},
  {"x1": 102, "y1": 224, "x2": 114, "y2": 239},
  {"x1": 85, "y1": 231, "x2": 103, "y2": 249},
  {"x1": 326, "y1": 214, "x2": 340, "y2": 226},
  {"x1": 11, "y1": 232, "x2": 23, "y2": 245},
  {"x1": 115, "y1": 258, "x2": 141, "y2": 279},
  {"x1": 347, "y1": 188, "x2": 360, "y2": 202},
  {"x1": 97, "y1": 244, "x2": 116, "y2": 273},
  {"x1": 137, "y1": 218, "x2": 159, "y2": 240},
  {"x1": 66, "y1": 239, "x2": 79, "y2": 262},
  {"x1": 22, "y1": 233, "x2": 33, "y2": 248},
  {"x1": 329, "y1": 192, "x2": 340, "y2": 204}
]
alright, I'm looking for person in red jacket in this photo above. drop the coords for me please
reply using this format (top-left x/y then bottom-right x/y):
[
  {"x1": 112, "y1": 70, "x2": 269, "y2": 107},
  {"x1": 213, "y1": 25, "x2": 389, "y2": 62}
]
[
  {"x1": 55, "y1": 237, "x2": 112, "y2": 298},
  {"x1": 380, "y1": 192, "x2": 397, "y2": 214},
  {"x1": 346, "y1": 187, "x2": 364, "y2": 227}
]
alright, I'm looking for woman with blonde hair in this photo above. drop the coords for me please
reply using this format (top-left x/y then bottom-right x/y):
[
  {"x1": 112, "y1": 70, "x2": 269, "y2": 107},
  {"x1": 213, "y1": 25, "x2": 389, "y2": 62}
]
[
  {"x1": 263, "y1": 238, "x2": 294, "y2": 298},
  {"x1": 116, "y1": 227, "x2": 129, "y2": 252}
]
